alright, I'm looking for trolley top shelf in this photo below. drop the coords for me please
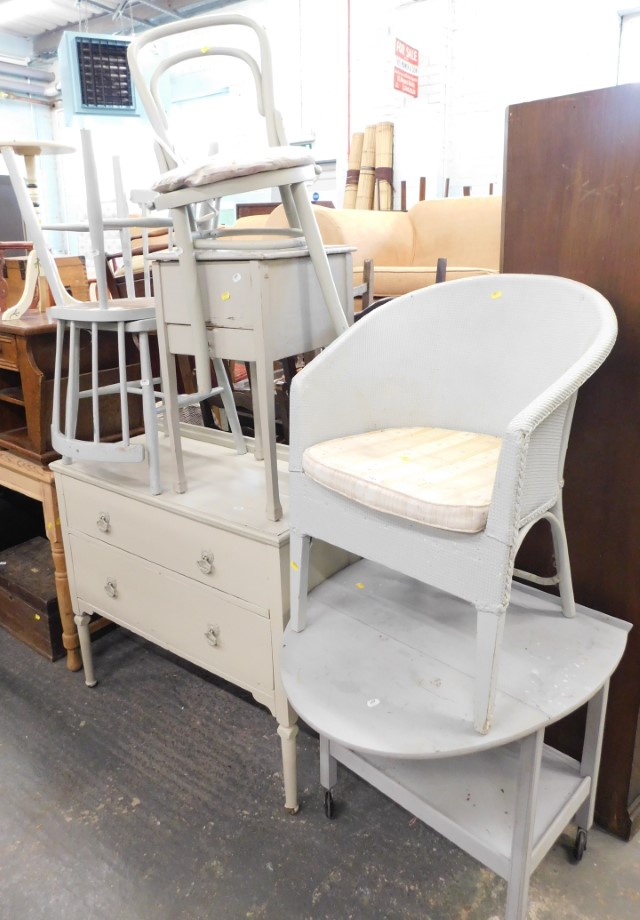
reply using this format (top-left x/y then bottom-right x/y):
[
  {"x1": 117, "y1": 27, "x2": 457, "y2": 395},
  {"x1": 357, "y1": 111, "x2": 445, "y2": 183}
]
[{"x1": 280, "y1": 559, "x2": 630, "y2": 759}]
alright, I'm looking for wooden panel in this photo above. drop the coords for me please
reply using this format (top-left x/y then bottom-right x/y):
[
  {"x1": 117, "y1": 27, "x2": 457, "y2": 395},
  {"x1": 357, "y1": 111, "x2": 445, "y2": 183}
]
[
  {"x1": 235, "y1": 201, "x2": 335, "y2": 219},
  {"x1": 0, "y1": 333, "x2": 18, "y2": 368},
  {"x1": 502, "y1": 83, "x2": 640, "y2": 839},
  {"x1": 0, "y1": 254, "x2": 89, "y2": 312},
  {"x1": 0, "y1": 537, "x2": 63, "y2": 661}
]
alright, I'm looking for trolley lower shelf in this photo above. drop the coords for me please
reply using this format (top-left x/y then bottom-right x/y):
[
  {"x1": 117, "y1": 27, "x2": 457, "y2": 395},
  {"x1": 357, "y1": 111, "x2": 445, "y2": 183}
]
[{"x1": 324, "y1": 738, "x2": 588, "y2": 880}]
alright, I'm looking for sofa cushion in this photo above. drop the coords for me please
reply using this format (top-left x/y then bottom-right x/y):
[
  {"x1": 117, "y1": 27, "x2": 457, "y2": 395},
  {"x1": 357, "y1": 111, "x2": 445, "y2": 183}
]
[
  {"x1": 373, "y1": 265, "x2": 498, "y2": 298},
  {"x1": 230, "y1": 196, "x2": 502, "y2": 300},
  {"x1": 409, "y1": 196, "x2": 502, "y2": 269},
  {"x1": 303, "y1": 426, "x2": 502, "y2": 533}
]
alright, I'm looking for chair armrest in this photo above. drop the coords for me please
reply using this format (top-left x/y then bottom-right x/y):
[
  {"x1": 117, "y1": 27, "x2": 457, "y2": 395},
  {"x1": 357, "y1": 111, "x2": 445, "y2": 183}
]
[{"x1": 485, "y1": 401, "x2": 573, "y2": 544}]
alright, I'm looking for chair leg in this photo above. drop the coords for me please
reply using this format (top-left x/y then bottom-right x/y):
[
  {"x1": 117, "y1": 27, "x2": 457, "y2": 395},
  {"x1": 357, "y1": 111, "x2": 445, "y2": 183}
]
[
  {"x1": 289, "y1": 531, "x2": 312, "y2": 632},
  {"x1": 170, "y1": 206, "x2": 213, "y2": 395},
  {"x1": 546, "y1": 501, "x2": 576, "y2": 619},
  {"x1": 289, "y1": 182, "x2": 350, "y2": 338},
  {"x1": 474, "y1": 604, "x2": 506, "y2": 734},
  {"x1": 210, "y1": 355, "x2": 247, "y2": 456},
  {"x1": 248, "y1": 361, "x2": 264, "y2": 460},
  {"x1": 137, "y1": 330, "x2": 162, "y2": 495},
  {"x1": 51, "y1": 318, "x2": 69, "y2": 461},
  {"x1": 254, "y1": 349, "x2": 281, "y2": 521},
  {"x1": 65, "y1": 322, "x2": 81, "y2": 449},
  {"x1": 152, "y1": 305, "x2": 187, "y2": 493},
  {"x1": 115, "y1": 322, "x2": 128, "y2": 446}
]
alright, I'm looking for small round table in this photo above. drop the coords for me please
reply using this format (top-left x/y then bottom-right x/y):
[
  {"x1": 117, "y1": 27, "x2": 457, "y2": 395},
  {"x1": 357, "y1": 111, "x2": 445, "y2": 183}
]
[
  {"x1": 0, "y1": 139, "x2": 74, "y2": 212},
  {"x1": 280, "y1": 559, "x2": 630, "y2": 920},
  {"x1": 0, "y1": 139, "x2": 75, "y2": 305}
]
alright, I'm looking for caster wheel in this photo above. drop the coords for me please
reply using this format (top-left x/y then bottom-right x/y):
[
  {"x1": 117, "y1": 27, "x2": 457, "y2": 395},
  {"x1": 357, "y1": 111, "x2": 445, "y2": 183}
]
[
  {"x1": 573, "y1": 827, "x2": 587, "y2": 862},
  {"x1": 324, "y1": 789, "x2": 334, "y2": 819}
]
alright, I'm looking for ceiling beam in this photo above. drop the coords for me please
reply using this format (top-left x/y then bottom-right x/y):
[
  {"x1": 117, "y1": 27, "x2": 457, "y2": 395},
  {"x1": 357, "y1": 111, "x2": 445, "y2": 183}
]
[{"x1": 32, "y1": 0, "x2": 241, "y2": 58}]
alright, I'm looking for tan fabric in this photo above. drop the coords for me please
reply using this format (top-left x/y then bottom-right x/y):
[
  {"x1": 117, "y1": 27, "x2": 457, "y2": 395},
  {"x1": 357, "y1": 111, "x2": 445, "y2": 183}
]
[
  {"x1": 153, "y1": 146, "x2": 315, "y2": 193},
  {"x1": 409, "y1": 196, "x2": 503, "y2": 269},
  {"x1": 237, "y1": 197, "x2": 501, "y2": 299},
  {"x1": 303, "y1": 427, "x2": 502, "y2": 533},
  {"x1": 373, "y1": 265, "x2": 498, "y2": 297}
]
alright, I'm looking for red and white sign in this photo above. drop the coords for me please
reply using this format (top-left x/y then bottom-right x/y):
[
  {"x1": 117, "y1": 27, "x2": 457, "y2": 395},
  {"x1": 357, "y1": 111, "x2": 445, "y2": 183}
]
[{"x1": 394, "y1": 38, "x2": 419, "y2": 98}]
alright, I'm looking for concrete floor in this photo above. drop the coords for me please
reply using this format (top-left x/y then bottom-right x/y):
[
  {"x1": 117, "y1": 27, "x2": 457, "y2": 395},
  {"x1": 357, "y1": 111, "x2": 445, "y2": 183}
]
[{"x1": 1, "y1": 625, "x2": 638, "y2": 920}]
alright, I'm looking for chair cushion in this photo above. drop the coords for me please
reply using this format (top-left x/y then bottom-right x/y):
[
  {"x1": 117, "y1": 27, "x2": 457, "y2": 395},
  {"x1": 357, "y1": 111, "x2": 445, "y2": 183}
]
[
  {"x1": 153, "y1": 146, "x2": 315, "y2": 193},
  {"x1": 302, "y1": 427, "x2": 502, "y2": 533}
]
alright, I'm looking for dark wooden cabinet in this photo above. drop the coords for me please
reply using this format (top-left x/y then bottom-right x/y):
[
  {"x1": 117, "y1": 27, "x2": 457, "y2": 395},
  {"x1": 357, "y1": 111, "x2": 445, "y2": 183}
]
[{"x1": 502, "y1": 83, "x2": 640, "y2": 840}]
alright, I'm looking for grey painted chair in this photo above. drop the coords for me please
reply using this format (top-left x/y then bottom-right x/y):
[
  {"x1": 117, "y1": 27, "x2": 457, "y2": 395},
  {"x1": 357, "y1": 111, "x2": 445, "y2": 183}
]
[
  {"x1": 127, "y1": 11, "x2": 350, "y2": 398},
  {"x1": 288, "y1": 274, "x2": 617, "y2": 734},
  {"x1": 48, "y1": 130, "x2": 243, "y2": 494}
]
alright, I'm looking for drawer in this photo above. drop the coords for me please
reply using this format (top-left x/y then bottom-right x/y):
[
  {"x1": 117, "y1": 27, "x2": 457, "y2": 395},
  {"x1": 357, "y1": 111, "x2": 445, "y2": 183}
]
[
  {"x1": 0, "y1": 335, "x2": 18, "y2": 369},
  {"x1": 62, "y1": 478, "x2": 277, "y2": 609},
  {"x1": 156, "y1": 252, "x2": 352, "y2": 355},
  {"x1": 70, "y1": 534, "x2": 274, "y2": 696},
  {"x1": 158, "y1": 259, "x2": 257, "y2": 329}
]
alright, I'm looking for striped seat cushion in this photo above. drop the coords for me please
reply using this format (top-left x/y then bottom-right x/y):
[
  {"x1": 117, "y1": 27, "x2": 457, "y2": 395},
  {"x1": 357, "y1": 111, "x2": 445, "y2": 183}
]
[
  {"x1": 153, "y1": 146, "x2": 315, "y2": 194},
  {"x1": 302, "y1": 427, "x2": 502, "y2": 533}
]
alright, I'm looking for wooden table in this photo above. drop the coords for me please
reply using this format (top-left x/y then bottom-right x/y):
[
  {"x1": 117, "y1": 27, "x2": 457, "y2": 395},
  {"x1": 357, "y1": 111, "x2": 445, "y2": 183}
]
[
  {"x1": 0, "y1": 450, "x2": 80, "y2": 670},
  {"x1": 0, "y1": 139, "x2": 75, "y2": 307},
  {"x1": 280, "y1": 559, "x2": 630, "y2": 920}
]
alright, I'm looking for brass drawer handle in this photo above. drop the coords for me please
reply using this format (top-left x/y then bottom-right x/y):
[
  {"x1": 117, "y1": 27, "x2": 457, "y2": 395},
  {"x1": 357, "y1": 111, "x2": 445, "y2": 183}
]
[
  {"x1": 204, "y1": 625, "x2": 220, "y2": 647},
  {"x1": 104, "y1": 577, "x2": 118, "y2": 599},
  {"x1": 197, "y1": 550, "x2": 214, "y2": 575},
  {"x1": 96, "y1": 512, "x2": 111, "y2": 534}
]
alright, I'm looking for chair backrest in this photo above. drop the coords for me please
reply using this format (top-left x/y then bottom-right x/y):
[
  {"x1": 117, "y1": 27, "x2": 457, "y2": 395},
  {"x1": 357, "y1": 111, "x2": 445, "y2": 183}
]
[
  {"x1": 409, "y1": 196, "x2": 502, "y2": 268},
  {"x1": 127, "y1": 14, "x2": 286, "y2": 174},
  {"x1": 300, "y1": 274, "x2": 617, "y2": 438}
]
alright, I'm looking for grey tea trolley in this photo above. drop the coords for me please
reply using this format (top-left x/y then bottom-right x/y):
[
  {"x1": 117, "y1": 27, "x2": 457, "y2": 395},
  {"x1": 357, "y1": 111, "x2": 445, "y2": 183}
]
[{"x1": 280, "y1": 559, "x2": 630, "y2": 920}]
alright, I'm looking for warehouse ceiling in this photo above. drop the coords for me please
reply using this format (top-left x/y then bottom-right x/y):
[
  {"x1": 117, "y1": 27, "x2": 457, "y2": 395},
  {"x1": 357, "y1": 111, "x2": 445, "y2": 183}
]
[{"x1": 0, "y1": 0, "x2": 241, "y2": 57}]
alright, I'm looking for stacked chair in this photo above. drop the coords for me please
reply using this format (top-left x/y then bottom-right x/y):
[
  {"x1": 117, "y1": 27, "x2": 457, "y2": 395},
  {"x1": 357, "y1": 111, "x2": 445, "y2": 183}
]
[{"x1": 127, "y1": 13, "x2": 351, "y2": 517}]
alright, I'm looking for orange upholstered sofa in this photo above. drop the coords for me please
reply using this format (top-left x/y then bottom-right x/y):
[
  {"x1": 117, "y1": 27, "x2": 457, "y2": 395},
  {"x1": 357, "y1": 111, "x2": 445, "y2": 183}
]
[{"x1": 235, "y1": 195, "x2": 502, "y2": 300}]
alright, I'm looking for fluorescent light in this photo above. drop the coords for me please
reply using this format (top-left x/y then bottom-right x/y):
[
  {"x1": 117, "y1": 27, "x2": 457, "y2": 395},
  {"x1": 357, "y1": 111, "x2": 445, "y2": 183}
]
[{"x1": 0, "y1": 0, "x2": 52, "y2": 26}]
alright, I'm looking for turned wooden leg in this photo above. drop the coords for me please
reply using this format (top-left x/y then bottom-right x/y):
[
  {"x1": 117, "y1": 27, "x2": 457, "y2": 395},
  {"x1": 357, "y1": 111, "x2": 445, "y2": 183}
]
[
  {"x1": 74, "y1": 611, "x2": 97, "y2": 687},
  {"x1": 277, "y1": 721, "x2": 299, "y2": 814},
  {"x1": 42, "y1": 477, "x2": 82, "y2": 671}
]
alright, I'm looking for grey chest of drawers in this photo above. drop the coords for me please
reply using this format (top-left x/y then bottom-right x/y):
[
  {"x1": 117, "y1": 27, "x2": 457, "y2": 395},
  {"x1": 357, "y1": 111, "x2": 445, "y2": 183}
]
[{"x1": 53, "y1": 429, "x2": 351, "y2": 813}]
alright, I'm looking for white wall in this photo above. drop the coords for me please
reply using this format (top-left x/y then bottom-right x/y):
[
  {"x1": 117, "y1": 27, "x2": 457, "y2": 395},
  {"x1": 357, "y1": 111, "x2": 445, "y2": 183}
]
[
  {"x1": 346, "y1": 0, "x2": 624, "y2": 206},
  {"x1": 0, "y1": 0, "x2": 632, "y2": 256}
]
